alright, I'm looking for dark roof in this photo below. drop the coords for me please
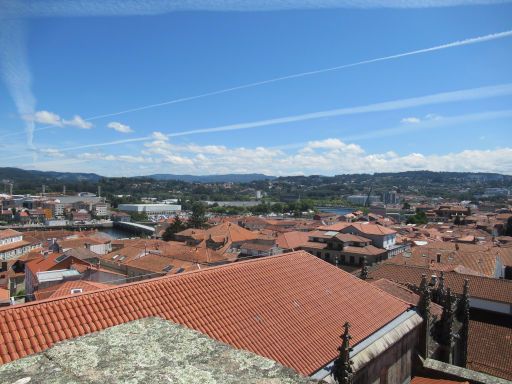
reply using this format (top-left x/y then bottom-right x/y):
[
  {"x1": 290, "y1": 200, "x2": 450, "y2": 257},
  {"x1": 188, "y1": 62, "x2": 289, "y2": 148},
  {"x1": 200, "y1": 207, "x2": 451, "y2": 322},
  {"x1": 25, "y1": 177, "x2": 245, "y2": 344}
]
[
  {"x1": 368, "y1": 263, "x2": 512, "y2": 304},
  {"x1": 468, "y1": 318, "x2": 512, "y2": 381}
]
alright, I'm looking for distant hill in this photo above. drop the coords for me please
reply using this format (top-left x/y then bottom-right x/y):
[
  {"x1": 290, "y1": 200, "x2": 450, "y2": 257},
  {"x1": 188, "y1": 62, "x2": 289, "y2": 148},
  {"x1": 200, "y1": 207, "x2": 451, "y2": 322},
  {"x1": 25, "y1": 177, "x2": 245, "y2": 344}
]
[
  {"x1": 148, "y1": 173, "x2": 276, "y2": 183},
  {"x1": 0, "y1": 167, "x2": 102, "y2": 184}
]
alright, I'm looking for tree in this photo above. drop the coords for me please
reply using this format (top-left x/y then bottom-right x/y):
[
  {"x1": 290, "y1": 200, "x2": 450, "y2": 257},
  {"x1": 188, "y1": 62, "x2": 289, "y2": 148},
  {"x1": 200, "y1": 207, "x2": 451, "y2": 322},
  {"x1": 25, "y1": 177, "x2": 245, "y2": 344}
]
[
  {"x1": 407, "y1": 211, "x2": 428, "y2": 225},
  {"x1": 189, "y1": 202, "x2": 207, "y2": 229},
  {"x1": 402, "y1": 202, "x2": 411, "y2": 210},
  {"x1": 162, "y1": 215, "x2": 186, "y2": 241}
]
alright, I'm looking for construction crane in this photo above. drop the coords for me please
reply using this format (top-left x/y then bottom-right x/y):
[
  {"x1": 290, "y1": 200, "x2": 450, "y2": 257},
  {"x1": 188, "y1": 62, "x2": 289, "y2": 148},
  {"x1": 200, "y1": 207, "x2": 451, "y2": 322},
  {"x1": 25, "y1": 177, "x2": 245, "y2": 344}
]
[{"x1": 364, "y1": 178, "x2": 374, "y2": 208}]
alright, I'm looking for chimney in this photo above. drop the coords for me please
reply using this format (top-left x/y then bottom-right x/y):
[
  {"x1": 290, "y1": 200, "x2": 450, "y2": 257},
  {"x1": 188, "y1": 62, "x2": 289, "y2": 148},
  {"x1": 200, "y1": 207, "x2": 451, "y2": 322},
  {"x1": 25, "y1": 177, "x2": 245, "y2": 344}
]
[
  {"x1": 436, "y1": 253, "x2": 441, "y2": 263},
  {"x1": 430, "y1": 274, "x2": 438, "y2": 285}
]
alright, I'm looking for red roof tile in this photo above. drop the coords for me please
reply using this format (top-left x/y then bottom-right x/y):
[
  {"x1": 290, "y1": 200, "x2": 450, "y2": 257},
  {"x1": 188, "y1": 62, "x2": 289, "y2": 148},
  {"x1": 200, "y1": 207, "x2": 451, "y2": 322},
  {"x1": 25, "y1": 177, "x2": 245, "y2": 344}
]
[
  {"x1": 276, "y1": 231, "x2": 310, "y2": 250},
  {"x1": 0, "y1": 251, "x2": 409, "y2": 374},
  {"x1": 411, "y1": 378, "x2": 468, "y2": 384},
  {"x1": 468, "y1": 319, "x2": 512, "y2": 381},
  {"x1": 368, "y1": 264, "x2": 512, "y2": 304},
  {"x1": 34, "y1": 281, "x2": 110, "y2": 301},
  {"x1": 371, "y1": 279, "x2": 442, "y2": 317},
  {"x1": 0, "y1": 229, "x2": 22, "y2": 240}
]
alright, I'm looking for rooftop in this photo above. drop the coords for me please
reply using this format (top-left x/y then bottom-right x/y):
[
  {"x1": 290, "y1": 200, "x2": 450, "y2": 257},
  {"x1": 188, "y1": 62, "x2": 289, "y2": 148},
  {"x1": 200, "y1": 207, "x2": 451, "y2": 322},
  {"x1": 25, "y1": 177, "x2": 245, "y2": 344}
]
[
  {"x1": 0, "y1": 317, "x2": 317, "y2": 384},
  {"x1": 0, "y1": 230, "x2": 22, "y2": 241},
  {"x1": 0, "y1": 251, "x2": 410, "y2": 375},
  {"x1": 368, "y1": 263, "x2": 512, "y2": 305}
]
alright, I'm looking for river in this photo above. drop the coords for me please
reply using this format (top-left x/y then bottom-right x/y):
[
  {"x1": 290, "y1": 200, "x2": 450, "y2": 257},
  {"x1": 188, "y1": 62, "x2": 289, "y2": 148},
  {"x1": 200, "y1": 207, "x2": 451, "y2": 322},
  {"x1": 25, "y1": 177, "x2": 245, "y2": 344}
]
[{"x1": 317, "y1": 207, "x2": 353, "y2": 216}]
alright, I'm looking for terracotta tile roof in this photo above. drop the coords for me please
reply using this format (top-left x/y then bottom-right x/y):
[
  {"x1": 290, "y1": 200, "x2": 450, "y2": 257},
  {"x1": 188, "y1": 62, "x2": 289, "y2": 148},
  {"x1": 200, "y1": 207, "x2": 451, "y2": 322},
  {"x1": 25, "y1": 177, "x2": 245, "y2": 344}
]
[
  {"x1": 370, "y1": 279, "x2": 442, "y2": 317},
  {"x1": 386, "y1": 242, "x2": 500, "y2": 278},
  {"x1": 0, "y1": 229, "x2": 22, "y2": 240},
  {"x1": 411, "y1": 377, "x2": 468, "y2": 384},
  {"x1": 124, "y1": 253, "x2": 199, "y2": 274},
  {"x1": 319, "y1": 222, "x2": 396, "y2": 236},
  {"x1": 276, "y1": 231, "x2": 310, "y2": 250},
  {"x1": 59, "y1": 237, "x2": 109, "y2": 249},
  {"x1": 103, "y1": 239, "x2": 227, "y2": 265},
  {"x1": 25, "y1": 253, "x2": 91, "y2": 278},
  {"x1": 468, "y1": 319, "x2": 512, "y2": 380},
  {"x1": 368, "y1": 263, "x2": 512, "y2": 304},
  {"x1": 343, "y1": 245, "x2": 387, "y2": 256},
  {"x1": 497, "y1": 247, "x2": 512, "y2": 267},
  {"x1": 206, "y1": 221, "x2": 259, "y2": 243},
  {"x1": 34, "y1": 280, "x2": 110, "y2": 301},
  {"x1": 0, "y1": 251, "x2": 410, "y2": 374},
  {"x1": 175, "y1": 228, "x2": 206, "y2": 240},
  {"x1": 301, "y1": 241, "x2": 329, "y2": 250},
  {"x1": 317, "y1": 222, "x2": 351, "y2": 232},
  {"x1": 334, "y1": 233, "x2": 371, "y2": 243},
  {"x1": 308, "y1": 230, "x2": 337, "y2": 238}
]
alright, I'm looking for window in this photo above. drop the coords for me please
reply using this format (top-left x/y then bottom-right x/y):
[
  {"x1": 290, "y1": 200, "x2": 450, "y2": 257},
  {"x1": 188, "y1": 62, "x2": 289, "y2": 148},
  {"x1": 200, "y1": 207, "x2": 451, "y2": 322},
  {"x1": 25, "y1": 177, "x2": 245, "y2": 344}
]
[
  {"x1": 54, "y1": 254, "x2": 67, "y2": 263},
  {"x1": 70, "y1": 288, "x2": 83, "y2": 294}
]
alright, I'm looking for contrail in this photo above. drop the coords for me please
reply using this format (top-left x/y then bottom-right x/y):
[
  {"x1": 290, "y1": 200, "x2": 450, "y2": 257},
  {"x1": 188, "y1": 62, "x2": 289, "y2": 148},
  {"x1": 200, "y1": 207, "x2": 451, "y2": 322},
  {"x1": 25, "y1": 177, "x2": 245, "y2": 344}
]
[
  {"x1": 1, "y1": 29, "x2": 511, "y2": 142},
  {"x1": 0, "y1": 19, "x2": 36, "y2": 148},
  {"x1": 4, "y1": 83, "x2": 512, "y2": 161}
]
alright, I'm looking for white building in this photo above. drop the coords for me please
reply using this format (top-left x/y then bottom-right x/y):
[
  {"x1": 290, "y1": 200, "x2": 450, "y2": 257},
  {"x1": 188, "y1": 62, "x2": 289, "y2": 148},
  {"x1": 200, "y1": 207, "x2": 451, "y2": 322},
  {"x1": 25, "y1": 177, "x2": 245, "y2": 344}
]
[
  {"x1": 93, "y1": 203, "x2": 109, "y2": 217},
  {"x1": 118, "y1": 204, "x2": 181, "y2": 217},
  {"x1": 0, "y1": 229, "x2": 39, "y2": 260}
]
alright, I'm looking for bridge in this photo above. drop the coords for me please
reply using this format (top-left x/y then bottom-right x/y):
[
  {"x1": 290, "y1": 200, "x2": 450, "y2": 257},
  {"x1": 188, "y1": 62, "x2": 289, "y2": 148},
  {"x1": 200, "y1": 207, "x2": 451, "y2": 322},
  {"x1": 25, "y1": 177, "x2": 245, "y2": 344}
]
[{"x1": 114, "y1": 221, "x2": 155, "y2": 235}]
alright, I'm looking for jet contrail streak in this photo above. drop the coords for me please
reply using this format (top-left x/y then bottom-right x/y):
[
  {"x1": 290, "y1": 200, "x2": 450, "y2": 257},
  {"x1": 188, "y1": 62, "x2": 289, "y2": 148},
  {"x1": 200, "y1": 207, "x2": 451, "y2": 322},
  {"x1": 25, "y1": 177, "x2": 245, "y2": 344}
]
[
  {"x1": 3, "y1": 83, "x2": 512, "y2": 161},
  {"x1": 40, "y1": 30, "x2": 512, "y2": 120},
  {"x1": 1, "y1": 29, "x2": 511, "y2": 141}
]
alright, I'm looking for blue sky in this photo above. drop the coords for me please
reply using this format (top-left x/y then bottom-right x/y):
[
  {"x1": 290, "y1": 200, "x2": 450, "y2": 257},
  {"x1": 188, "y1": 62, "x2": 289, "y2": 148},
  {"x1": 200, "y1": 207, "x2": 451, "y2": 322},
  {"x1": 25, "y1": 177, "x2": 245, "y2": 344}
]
[{"x1": 1, "y1": 0, "x2": 511, "y2": 176}]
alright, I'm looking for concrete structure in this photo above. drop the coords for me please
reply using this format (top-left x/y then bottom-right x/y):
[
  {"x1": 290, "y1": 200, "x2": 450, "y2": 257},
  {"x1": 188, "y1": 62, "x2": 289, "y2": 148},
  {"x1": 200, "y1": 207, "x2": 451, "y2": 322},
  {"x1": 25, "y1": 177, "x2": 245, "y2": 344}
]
[
  {"x1": 347, "y1": 195, "x2": 381, "y2": 205},
  {"x1": 383, "y1": 191, "x2": 399, "y2": 205},
  {"x1": 118, "y1": 203, "x2": 181, "y2": 217}
]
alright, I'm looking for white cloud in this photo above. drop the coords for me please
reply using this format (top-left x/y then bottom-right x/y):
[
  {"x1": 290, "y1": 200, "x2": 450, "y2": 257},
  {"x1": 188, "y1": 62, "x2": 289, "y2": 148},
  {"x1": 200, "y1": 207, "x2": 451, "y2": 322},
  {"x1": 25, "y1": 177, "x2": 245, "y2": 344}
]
[
  {"x1": 107, "y1": 121, "x2": 133, "y2": 133},
  {"x1": 151, "y1": 131, "x2": 169, "y2": 141},
  {"x1": 24, "y1": 110, "x2": 62, "y2": 126},
  {"x1": 401, "y1": 117, "x2": 421, "y2": 124},
  {"x1": 104, "y1": 139, "x2": 512, "y2": 175},
  {"x1": 63, "y1": 115, "x2": 93, "y2": 129},
  {"x1": 22, "y1": 110, "x2": 92, "y2": 129},
  {"x1": 38, "y1": 148, "x2": 65, "y2": 158}
]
